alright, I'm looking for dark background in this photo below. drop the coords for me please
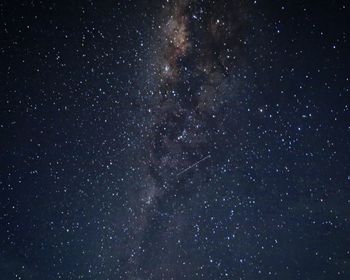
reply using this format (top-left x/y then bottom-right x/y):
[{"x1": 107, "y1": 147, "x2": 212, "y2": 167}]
[{"x1": 1, "y1": 0, "x2": 349, "y2": 279}]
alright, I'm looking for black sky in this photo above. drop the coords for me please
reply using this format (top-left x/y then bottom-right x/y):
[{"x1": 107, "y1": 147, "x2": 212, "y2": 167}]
[{"x1": 1, "y1": 0, "x2": 350, "y2": 279}]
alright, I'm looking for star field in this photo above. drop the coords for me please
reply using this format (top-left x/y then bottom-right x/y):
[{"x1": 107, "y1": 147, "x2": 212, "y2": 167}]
[{"x1": 1, "y1": 0, "x2": 350, "y2": 279}]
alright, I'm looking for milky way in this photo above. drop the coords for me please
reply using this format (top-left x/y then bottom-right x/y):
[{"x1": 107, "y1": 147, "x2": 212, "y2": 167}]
[{"x1": 124, "y1": 0, "x2": 248, "y2": 278}]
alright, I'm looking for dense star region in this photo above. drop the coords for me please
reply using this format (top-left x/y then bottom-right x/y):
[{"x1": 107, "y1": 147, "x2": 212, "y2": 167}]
[
  {"x1": 123, "y1": 1, "x2": 248, "y2": 277},
  {"x1": 1, "y1": 0, "x2": 350, "y2": 280}
]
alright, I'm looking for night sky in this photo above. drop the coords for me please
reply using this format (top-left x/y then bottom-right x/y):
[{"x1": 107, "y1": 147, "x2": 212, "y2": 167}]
[{"x1": 1, "y1": 0, "x2": 350, "y2": 279}]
